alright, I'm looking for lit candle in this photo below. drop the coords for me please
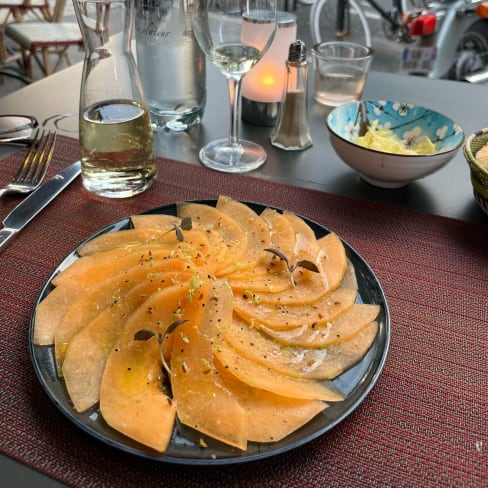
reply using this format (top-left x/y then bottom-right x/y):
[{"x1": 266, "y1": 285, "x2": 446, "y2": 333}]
[
  {"x1": 243, "y1": 12, "x2": 297, "y2": 103},
  {"x1": 241, "y1": 12, "x2": 297, "y2": 126}
]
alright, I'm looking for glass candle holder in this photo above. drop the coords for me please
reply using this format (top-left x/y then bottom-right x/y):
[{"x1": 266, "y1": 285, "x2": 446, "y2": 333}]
[{"x1": 241, "y1": 11, "x2": 296, "y2": 126}]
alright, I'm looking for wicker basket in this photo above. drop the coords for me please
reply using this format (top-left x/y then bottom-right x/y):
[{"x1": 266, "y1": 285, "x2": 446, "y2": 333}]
[{"x1": 463, "y1": 129, "x2": 488, "y2": 217}]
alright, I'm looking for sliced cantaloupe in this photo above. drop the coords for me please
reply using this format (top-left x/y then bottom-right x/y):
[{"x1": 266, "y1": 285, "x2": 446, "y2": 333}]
[
  {"x1": 260, "y1": 207, "x2": 297, "y2": 259},
  {"x1": 52, "y1": 231, "x2": 211, "y2": 288},
  {"x1": 34, "y1": 247, "x2": 195, "y2": 345},
  {"x1": 252, "y1": 268, "x2": 330, "y2": 306},
  {"x1": 176, "y1": 202, "x2": 249, "y2": 275},
  {"x1": 233, "y1": 287, "x2": 357, "y2": 330},
  {"x1": 214, "y1": 336, "x2": 344, "y2": 401},
  {"x1": 282, "y1": 211, "x2": 320, "y2": 263},
  {"x1": 63, "y1": 306, "x2": 128, "y2": 413},
  {"x1": 54, "y1": 261, "x2": 195, "y2": 374},
  {"x1": 35, "y1": 255, "x2": 195, "y2": 347},
  {"x1": 34, "y1": 285, "x2": 85, "y2": 345},
  {"x1": 220, "y1": 317, "x2": 379, "y2": 380},
  {"x1": 77, "y1": 228, "x2": 167, "y2": 256},
  {"x1": 99, "y1": 282, "x2": 193, "y2": 452},
  {"x1": 63, "y1": 272, "x2": 195, "y2": 412},
  {"x1": 342, "y1": 259, "x2": 358, "y2": 290},
  {"x1": 37, "y1": 198, "x2": 382, "y2": 452},
  {"x1": 259, "y1": 303, "x2": 380, "y2": 348},
  {"x1": 232, "y1": 232, "x2": 347, "y2": 307},
  {"x1": 227, "y1": 259, "x2": 290, "y2": 283},
  {"x1": 228, "y1": 268, "x2": 293, "y2": 294},
  {"x1": 216, "y1": 195, "x2": 271, "y2": 274},
  {"x1": 170, "y1": 280, "x2": 248, "y2": 450},
  {"x1": 231, "y1": 261, "x2": 358, "y2": 303},
  {"x1": 51, "y1": 247, "x2": 162, "y2": 288},
  {"x1": 316, "y1": 233, "x2": 348, "y2": 292},
  {"x1": 214, "y1": 359, "x2": 327, "y2": 443},
  {"x1": 130, "y1": 213, "x2": 181, "y2": 230}
]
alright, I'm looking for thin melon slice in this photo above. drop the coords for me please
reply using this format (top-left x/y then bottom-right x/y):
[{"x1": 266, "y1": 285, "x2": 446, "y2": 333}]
[
  {"x1": 52, "y1": 231, "x2": 211, "y2": 288},
  {"x1": 228, "y1": 260, "x2": 290, "y2": 283},
  {"x1": 176, "y1": 202, "x2": 248, "y2": 275},
  {"x1": 35, "y1": 256, "x2": 194, "y2": 347},
  {"x1": 259, "y1": 303, "x2": 380, "y2": 348},
  {"x1": 316, "y1": 232, "x2": 348, "y2": 292},
  {"x1": 229, "y1": 268, "x2": 293, "y2": 294},
  {"x1": 63, "y1": 272, "x2": 194, "y2": 412},
  {"x1": 170, "y1": 280, "x2": 248, "y2": 450},
  {"x1": 54, "y1": 260, "x2": 194, "y2": 373},
  {"x1": 34, "y1": 285, "x2": 85, "y2": 345},
  {"x1": 213, "y1": 336, "x2": 344, "y2": 401},
  {"x1": 282, "y1": 211, "x2": 320, "y2": 263},
  {"x1": 233, "y1": 287, "x2": 357, "y2": 330},
  {"x1": 130, "y1": 213, "x2": 180, "y2": 230},
  {"x1": 99, "y1": 283, "x2": 193, "y2": 452},
  {"x1": 215, "y1": 360, "x2": 327, "y2": 443},
  {"x1": 216, "y1": 196, "x2": 271, "y2": 274},
  {"x1": 342, "y1": 259, "x2": 359, "y2": 290},
  {"x1": 231, "y1": 259, "x2": 330, "y2": 306},
  {"x1": 233, "y1": 232, "x2": 348, "y2": 307},
  {"x1": 260, "y1": 207, "x2": 297, "y2": 259},
  {"x1": 220, "y1": 317, "x2": 379, "y2": 380},
  {"x1": 77, "y1": 228, "x2": 167, "y2": 256}
]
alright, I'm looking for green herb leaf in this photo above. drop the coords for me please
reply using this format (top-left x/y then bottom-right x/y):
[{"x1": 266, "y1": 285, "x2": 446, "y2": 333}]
[
  {"x1": 165, "y1": 319, "x2": 187, "y2": 335},
  {"x1": 264, "y1": 248, "x2": 289, "y2": 266},
  {"x1": 180, "y1": 216, "x2": 192, "y2": 231},
  {"x1": 264, "y1": 248, "x2": 319, "y2": 287},
  {"x1": 133, "y1": 328, "x2": 157, "y2": 341},
  {"x1": 174, "y1": 225, "x2": 184, "y2": 242},
  {"x1": 296, "y1": 260, "x2": 320, "y2": 273}
]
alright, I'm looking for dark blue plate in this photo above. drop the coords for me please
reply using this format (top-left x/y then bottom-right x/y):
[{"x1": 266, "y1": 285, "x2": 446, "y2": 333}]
[{"x1": 30, "y1": 200, "x2": 390, "y2": 465}]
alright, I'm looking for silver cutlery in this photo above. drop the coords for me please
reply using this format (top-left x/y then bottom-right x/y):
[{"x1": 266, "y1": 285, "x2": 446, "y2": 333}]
[
  {"x1": 0, "y1": 161, "x2": 81, "y2": 253},
  {"x1": 0, "y1": 130, "x2": 56, "y2": 198}
]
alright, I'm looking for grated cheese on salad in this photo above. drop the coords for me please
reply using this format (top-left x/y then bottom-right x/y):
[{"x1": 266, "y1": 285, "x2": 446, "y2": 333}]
[{"x1": 357, "y1": 120, "x2": 436, "y2": 155}]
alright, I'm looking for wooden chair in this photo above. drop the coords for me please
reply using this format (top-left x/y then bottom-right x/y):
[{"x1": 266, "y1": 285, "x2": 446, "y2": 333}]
[
  {"x1": 0, "y1": 25, "x2": 32, "y2": 87},
  {"x1": 0, "y1": 0, "x2": 51, "y2": 26},
  {"x1": 4, "y1": 0, "x2": 83, "y2": 79}
]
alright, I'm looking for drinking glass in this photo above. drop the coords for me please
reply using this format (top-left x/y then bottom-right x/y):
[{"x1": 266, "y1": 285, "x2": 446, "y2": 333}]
[{"x1": 192, "y1": 0, "x2": 277, "y2": 173}]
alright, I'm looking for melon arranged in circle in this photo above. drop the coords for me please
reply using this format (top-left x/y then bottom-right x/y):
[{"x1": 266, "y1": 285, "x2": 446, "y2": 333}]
[{"x1": 34, "y1": 196, "x2": 380, "y2": 453}]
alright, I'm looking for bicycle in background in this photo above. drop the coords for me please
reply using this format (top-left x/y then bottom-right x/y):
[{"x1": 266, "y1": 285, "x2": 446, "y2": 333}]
[{"x1": 308, "y1": 0, "x2": 488, "y2": 81}]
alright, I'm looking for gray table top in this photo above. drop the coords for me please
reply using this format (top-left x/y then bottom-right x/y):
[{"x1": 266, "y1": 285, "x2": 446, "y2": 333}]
[{"x1": 1, "y1": 62, "x2": 487, "y2": 224}]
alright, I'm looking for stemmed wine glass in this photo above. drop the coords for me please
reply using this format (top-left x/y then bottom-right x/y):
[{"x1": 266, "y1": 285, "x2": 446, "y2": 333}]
[{"x1": 192, "y1": 0, "x2": 277, "y2": 173}]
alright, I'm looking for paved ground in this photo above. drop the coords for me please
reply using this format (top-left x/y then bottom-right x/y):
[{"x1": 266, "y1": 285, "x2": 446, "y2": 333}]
[{"x1": 0, "y1": 0, "x2": 405, "y2": 98}]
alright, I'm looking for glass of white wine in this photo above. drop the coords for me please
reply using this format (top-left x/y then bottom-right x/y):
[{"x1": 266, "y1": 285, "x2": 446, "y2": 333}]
[{"x1": 192, "y1": 0, "x2": 277, "y2": 173}]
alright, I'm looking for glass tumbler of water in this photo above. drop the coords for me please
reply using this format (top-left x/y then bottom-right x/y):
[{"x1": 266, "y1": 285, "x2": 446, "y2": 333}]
[
  {"x1": 135, "y1": 0, "x2": 206, "y2": 132},
  {"x1": 73, "y1": 0, "x2": 156, "y2": 198},
  {"x1": 311, "y1": 41, "x2": 373, "y2": 109}
]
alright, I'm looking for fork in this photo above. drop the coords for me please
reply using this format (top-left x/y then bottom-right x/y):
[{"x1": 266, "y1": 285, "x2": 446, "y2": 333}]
[{"x1": 0, "y1": 130, "x2": 56, "y2": 198}]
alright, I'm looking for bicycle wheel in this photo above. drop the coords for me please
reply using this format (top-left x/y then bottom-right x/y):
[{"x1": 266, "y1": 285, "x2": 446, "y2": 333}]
[{"x1": 310, "y1": 0, "x2": 372, "y2": 47}]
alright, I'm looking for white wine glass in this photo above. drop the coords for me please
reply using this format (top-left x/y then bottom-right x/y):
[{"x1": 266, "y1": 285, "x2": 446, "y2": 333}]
[{"x1": 192, "y1": 0, "x2": 277, "y2": 173}]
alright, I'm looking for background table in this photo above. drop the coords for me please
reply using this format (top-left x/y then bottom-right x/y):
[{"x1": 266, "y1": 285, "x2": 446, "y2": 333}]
[{"x1": 1, "y1": 62, "x2": 488, "y2": 224}]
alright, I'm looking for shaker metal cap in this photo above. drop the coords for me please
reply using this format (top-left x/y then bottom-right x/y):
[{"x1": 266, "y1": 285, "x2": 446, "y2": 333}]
[{"x1": 288, "y1": 40, "x2": 306, "y2": 62}]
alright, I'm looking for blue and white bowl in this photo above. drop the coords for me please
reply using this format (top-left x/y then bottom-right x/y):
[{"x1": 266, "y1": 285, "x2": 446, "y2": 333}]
[{"x1": 326, "y1": 100, "x2": 465, "y2": 188}]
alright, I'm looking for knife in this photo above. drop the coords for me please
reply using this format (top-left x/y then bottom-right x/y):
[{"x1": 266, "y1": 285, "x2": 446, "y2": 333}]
[{"x1": 0, "y1": 161, "x2": 81, "y2": 253}]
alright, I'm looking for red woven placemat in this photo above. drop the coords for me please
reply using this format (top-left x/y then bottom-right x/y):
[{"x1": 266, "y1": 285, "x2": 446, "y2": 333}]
[{"x1": 0, "y1": 136, "x2": 486, "y2": 487}]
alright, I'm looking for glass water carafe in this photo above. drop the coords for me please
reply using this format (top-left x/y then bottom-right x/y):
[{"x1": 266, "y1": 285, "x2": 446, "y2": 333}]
[
  {"x1": 73, "y1": 0, "x2": 156, "y2": 198},
  {"x1": 135, "y1": 0, "x2": 206, "y2": 132}
]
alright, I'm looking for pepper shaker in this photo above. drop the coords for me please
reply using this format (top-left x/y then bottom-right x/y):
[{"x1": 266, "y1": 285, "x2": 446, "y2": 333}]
[{"x1": 270, "y1": 40, "x2": 313, "y2": 151}]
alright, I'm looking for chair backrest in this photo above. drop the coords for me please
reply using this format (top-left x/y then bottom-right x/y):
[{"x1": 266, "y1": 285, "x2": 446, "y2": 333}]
[
  {"x1": 0, "y1": 29, "x2": 8, "y2": 63},
  {"x1": 0, "y1": 27, "x2": 22, "y2": 64},
  {"x1": 51, "y1": 0, "x2": 67, "y2": 22}
]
